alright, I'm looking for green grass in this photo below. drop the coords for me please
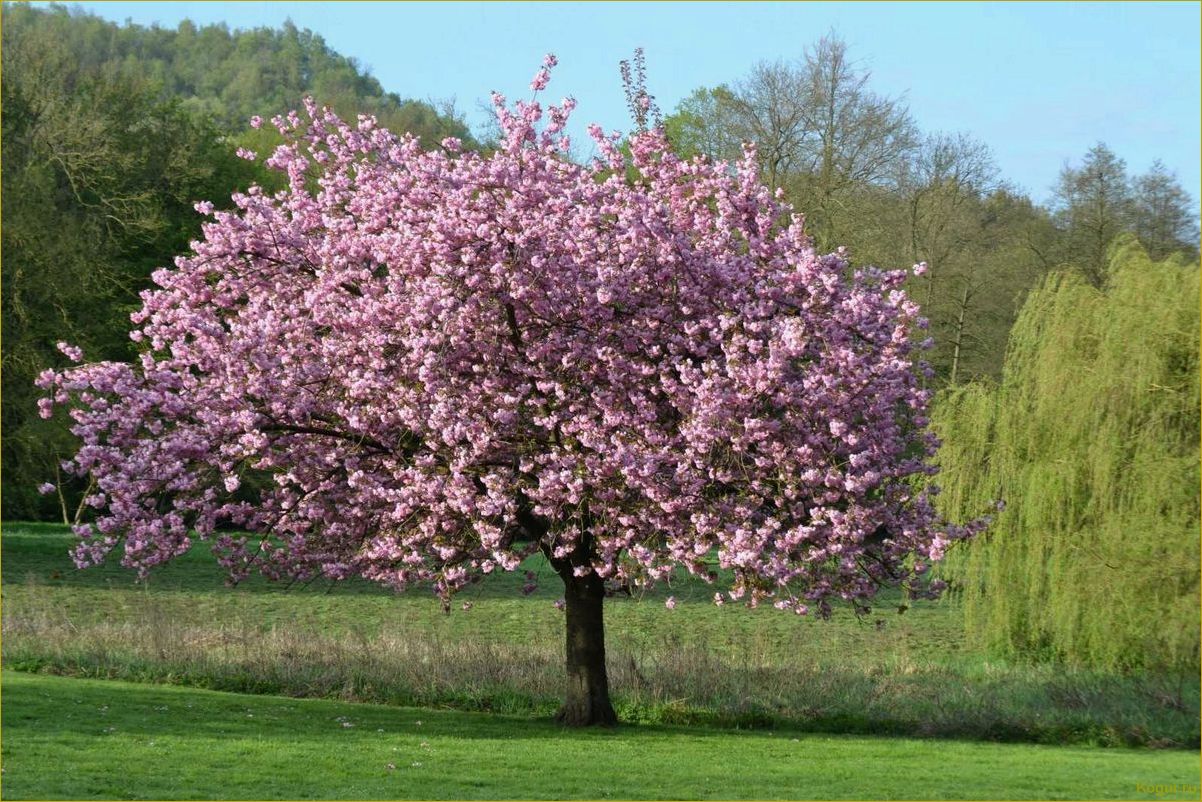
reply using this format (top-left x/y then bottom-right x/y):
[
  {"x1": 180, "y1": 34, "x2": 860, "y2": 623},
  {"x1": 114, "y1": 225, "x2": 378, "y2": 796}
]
[
  {"x1": 3, "y1": 671, "x2": 1199, "y2": 800},
  {"x1": 1, "y1": 522, "x2": 960, "y2": 660},
  {"x1": 3, "y1": 523, "x2": 1199, "y2": 748}
]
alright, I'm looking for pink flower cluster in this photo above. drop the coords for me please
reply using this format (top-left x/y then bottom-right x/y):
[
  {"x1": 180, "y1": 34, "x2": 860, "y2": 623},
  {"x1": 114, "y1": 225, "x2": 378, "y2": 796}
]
[{"x1": 37, "y1": 57, "x2": 984, "y2": 611}]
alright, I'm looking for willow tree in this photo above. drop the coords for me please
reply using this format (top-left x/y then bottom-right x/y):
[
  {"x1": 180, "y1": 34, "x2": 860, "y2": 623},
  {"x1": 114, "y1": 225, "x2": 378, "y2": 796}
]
[{"x1": 933, "y1": 237, "x2": 1200, "y2": 671}]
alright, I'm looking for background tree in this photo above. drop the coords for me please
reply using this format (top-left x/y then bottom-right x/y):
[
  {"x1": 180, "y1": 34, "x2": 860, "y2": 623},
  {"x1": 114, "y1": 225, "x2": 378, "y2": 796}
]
[
  {"x1": 726, "y1": 58, "x2": 813, "y2": 190},
  {"x1": 896, "y1": 136, "x2": 1053, "y2": 384},
  {"x1": 661, "y1": 34, "x2": 916, "y2": 252},
  {"x1": 1, "y1": 16, "x2": 258, "y2": 519},
  {"x1": 933, "y1": 238, "x2": 1200, "y2": 672},
  {"x1": 38, "y1": 60, "x2": 981, "y2": 726},
  {"x1": 1050, "y1": 142, "x2": 1133, "y2": 286},
  {"x1": 787, "y1": 34, "x2": 916, "y2": 251},
  {"x1": 900, "y1": 133, "x2": 999, "y2": 274},
  {"x1": 1132, "y1": 160, "x2": 1200, "y2": 261},
  {"x1": 662, "y1": 86, "x2": 745, "y2": 162},
  {"x1": 926, "y1": 189, "x2": 1054, "y2": 386}
]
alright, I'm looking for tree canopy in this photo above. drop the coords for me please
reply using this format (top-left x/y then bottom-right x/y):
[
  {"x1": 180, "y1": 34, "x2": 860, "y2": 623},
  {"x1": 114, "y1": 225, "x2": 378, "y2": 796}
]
[{"x1": 38, "y1": 58, "x2": 982, "y2": 724}]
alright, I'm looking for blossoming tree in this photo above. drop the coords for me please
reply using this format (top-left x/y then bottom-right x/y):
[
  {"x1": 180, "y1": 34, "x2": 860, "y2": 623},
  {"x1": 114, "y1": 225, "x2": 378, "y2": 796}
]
[{"x1": 39, "y1": 56, "x2": 982, "y2": 726}]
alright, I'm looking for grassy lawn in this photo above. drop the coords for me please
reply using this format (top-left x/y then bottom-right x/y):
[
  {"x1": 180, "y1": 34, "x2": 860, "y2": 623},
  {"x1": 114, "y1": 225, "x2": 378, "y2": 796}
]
[
  {"x1": 3, "y1": 523, "x2": 1199, "y2": 747},
  {"x1": 3, "y1": 672, "x2": 1199, "y2": 800}
]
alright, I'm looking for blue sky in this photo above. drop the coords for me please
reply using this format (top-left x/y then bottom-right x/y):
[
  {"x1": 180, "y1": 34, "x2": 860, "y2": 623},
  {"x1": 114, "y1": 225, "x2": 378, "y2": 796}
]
[{"x1": 61, "y1": 1, "x2": 1200, "y2": 205}]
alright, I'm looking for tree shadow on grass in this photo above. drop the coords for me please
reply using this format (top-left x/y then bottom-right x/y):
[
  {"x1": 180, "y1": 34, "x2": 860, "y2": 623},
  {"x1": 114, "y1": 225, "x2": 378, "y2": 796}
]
[{"x1": 3, "y1": 671, "x2": 732, "y2": 744}]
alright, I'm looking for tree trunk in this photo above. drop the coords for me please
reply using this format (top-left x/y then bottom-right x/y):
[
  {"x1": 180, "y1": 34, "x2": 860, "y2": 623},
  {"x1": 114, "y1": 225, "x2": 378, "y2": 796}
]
[
  {"x1": 949, "y1": 282, "x2": 971, "y2": 386},
  {"x1": 554, "y1": 568, "x2": 617, "y2": 726}
]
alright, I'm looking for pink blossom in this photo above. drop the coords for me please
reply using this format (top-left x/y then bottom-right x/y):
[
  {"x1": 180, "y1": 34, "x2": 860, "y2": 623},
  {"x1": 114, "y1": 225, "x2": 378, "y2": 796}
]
[
  {"x1": 56, "y1": 342, "x2": 84, "y2": 362},
  {"x1": 530, "y1": 68, "x2": 551, "y2": 92},
  {"x1": 35, "y1": 54, "x2": 983, "y2": 609}
]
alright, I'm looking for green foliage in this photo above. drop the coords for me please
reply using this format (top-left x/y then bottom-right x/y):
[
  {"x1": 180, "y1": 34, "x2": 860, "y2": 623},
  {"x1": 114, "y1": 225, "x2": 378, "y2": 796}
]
[
  {"x1": 663, "y1": 86, "x2": 744, "y2": 162},
  {"x1": 1, "y1": 16, "x2": 261, "y2": 519},
  {"x1": 0, "y1": 3, "x2": 476, "y2": 519},
  {"x1": 933, "y1": 238, "x2": 1201, "y2": 672}
]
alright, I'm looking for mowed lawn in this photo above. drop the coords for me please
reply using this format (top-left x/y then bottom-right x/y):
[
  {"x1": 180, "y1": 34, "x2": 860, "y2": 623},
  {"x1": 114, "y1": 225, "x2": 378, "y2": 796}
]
[{"x1": 4, "y1": 672, "x2": 1199, "y2": 800}]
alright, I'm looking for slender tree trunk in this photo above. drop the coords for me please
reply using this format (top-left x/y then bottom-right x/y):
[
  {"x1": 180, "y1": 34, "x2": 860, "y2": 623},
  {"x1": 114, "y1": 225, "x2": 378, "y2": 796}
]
[
  {"x1": 949, "y1": 282, "x2": 971, "y2": 386},
  {"x1": 554, "y1": 567, "x2": 617, "y2": 726}
]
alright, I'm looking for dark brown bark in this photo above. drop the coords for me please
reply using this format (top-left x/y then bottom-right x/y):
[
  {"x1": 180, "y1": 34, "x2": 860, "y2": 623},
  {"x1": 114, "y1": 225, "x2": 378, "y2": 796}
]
[
  {"x1": 520, "y1": 495, "x2": 615, "y2": 727},
  {"x1": 553, "y1": 565, "x2": 617, "y2": 726}
]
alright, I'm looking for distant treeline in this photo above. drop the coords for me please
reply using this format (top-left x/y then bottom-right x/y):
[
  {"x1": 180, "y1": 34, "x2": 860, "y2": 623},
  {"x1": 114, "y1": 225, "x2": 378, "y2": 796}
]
[{"x1": 1, "y1": 3, "x2": 477, "y2": 140}]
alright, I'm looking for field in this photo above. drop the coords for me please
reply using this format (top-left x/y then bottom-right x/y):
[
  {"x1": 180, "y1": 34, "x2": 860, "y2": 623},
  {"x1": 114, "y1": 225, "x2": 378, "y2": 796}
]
[{"x1": 3, "y1": 523, "x2": 1200, "y2": 799}]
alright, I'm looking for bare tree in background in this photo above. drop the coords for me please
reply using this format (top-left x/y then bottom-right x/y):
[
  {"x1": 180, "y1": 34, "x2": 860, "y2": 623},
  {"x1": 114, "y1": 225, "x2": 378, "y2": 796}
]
[
  {"x1": 899, "y1": 132, "x2": 1000, "y2": 385},
  {"x1": 902, "y1": 132, "x2": 999, "y2": 276},
  {"x1": 791, "y1": 35, "x2": 917, "y2": 249},
  {"x1": 936, "y1": 189, "x2": 1049, "y2": 386},
  {"x1": 663, "y1": 34, "x2": 915, "y2": 250},
  {"x1": 1051, "y1": 143, "x2": 1133, "y2": 286},
  {"x1": 725, "y1": 59, "x2": 812, "y2": 188},
  {"x1": 1131, "y1": 160, "x2": 1199, "y2": 261}
]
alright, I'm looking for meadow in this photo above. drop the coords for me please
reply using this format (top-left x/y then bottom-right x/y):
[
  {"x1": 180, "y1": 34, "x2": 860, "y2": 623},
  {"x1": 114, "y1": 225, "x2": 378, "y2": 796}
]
[{"x1": 2, "y1": 522, "x2": 1199, "y2": 799}]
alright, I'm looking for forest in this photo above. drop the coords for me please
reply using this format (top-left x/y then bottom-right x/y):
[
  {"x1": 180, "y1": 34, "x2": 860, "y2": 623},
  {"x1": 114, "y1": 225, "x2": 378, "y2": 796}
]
[{"x1": 2, "y1": 1, "x2": 1198, "y2": 715}]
